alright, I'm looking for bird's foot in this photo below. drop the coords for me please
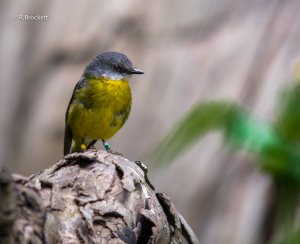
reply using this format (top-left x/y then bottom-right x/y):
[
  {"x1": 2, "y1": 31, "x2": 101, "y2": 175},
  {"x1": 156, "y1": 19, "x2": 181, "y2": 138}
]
[{"x1": 80, "y1": 144, "x2": 87, "y2": 152}]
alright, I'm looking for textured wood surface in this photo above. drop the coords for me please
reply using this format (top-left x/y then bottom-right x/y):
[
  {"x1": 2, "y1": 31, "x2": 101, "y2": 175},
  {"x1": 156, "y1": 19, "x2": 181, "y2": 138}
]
[{"x1": 1, "y1": 151, "x2": 197, "y2": 243}]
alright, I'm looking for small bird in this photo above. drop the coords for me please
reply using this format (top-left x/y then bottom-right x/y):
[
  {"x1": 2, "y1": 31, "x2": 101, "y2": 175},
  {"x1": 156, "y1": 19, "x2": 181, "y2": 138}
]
[{"x1": 64, "y1": 52, "x2": 144, "y2": 155}]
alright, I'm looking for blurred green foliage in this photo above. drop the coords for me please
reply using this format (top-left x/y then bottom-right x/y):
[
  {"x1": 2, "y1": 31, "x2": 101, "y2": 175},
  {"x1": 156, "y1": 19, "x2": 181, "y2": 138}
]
[
  {"x1": 153, "y1": 101, "x2": 237, "y2": 164},
  {"x1": 276, "y1": 83, "x2": 300, "y2": 146},
  {"x1": 154, "y1": 85, "x2": 300, "y2": 186},
  {"x1": 153, "y1": 82, "x2": 300, "y2": 243}
]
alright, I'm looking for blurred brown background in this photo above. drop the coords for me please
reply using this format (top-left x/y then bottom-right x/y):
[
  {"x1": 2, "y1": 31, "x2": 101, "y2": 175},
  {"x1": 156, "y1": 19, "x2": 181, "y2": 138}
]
[{"x1": 1, "y1": 0, "x2": 300, "y2": 243}]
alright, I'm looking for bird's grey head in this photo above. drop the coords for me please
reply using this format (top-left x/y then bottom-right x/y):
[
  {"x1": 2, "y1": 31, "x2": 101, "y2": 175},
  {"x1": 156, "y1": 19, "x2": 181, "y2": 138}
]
[{"x1": 83, "y1": 52, "x2": 144, "y2": 80}]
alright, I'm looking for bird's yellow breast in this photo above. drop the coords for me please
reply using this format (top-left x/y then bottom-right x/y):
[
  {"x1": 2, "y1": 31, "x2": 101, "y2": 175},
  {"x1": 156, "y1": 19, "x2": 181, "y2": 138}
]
[{"x1": 67, "y1": 77, "x2": 132, "y2": 141}]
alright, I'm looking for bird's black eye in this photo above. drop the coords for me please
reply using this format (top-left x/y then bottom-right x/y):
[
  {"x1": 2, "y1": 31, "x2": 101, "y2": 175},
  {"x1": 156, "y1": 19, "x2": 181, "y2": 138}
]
[{"x1": 113, "y1": 64, "x2": 129, "y2": 74}]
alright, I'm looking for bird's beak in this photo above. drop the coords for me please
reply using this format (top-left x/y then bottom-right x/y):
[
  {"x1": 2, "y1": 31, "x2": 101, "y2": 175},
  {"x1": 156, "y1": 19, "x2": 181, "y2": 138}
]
[{"x1": 131, "y1": 67, "x2": 144, "y2": 74}]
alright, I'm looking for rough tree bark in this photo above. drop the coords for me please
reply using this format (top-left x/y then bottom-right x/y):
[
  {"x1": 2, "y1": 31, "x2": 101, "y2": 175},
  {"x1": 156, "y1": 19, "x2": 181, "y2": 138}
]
[{"x1": 0, "y1": 150, "x2": 198, "y2": 244}]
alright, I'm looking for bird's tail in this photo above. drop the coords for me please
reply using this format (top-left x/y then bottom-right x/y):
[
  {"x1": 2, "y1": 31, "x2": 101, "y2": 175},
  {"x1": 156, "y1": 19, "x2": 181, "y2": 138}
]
[{"x1": 64, "y1": 124, "x2": 72, "y2": 155}]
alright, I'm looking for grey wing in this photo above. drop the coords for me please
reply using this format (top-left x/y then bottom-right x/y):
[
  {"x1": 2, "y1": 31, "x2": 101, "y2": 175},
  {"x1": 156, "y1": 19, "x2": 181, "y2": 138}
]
[{"x1": 63, "y1": 78, "x2": 86, "y2": 155}]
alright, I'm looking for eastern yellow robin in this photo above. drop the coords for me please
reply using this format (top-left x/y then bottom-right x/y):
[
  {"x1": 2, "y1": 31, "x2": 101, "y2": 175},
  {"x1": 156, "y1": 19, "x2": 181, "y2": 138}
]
[{"x1": 64, "y1": 52, "x2": 143, "y2": 155}]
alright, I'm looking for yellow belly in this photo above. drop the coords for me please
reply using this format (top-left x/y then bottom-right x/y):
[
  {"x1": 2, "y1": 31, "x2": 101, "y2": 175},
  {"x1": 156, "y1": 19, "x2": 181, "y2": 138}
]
[{"x1": 67, "y1": 78, "x2": 132, "y2": 142}]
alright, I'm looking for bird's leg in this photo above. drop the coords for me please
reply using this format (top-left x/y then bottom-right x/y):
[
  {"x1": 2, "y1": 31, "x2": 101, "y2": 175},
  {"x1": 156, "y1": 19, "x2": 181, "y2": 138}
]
[
  {"x1": 87, "y1": 140, "x2": 97, "y2": 149},
  {"x1": 102, "y1": 139, "x2": 111, "y2": 152}
]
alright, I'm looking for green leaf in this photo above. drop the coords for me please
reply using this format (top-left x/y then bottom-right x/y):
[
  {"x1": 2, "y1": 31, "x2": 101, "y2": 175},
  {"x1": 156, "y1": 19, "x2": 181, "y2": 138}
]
[
  {"x1": 275, "y1": 83, "x2": 300, "y2": 146},
  {"x1": 226, "y1": 109, "x2": 279, "y2": 153},
  {"x1": 151, "y1": 101, "x2": 279, "y2": 165},
  {"x1": 152, "y1": 101, "x2": 237, "y2": 165},
  {"x1": 151, "y1": 100, "x2": 300, "y2": 186},
  {"x1": 152, "y1": 100, "x2": 280, "y2": 165}
]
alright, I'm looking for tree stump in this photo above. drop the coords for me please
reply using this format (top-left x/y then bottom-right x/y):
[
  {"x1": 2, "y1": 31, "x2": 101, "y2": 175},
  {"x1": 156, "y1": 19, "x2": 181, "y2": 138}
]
[{"x1": 0, "y1": 150, "x2": 198, "y2": 244}]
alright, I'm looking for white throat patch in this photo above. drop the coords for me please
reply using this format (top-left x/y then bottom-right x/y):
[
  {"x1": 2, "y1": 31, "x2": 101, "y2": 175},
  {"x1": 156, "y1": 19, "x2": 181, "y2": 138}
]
[{"x1": 102, "y1": 71, "x2": 130, "y2": 80}]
